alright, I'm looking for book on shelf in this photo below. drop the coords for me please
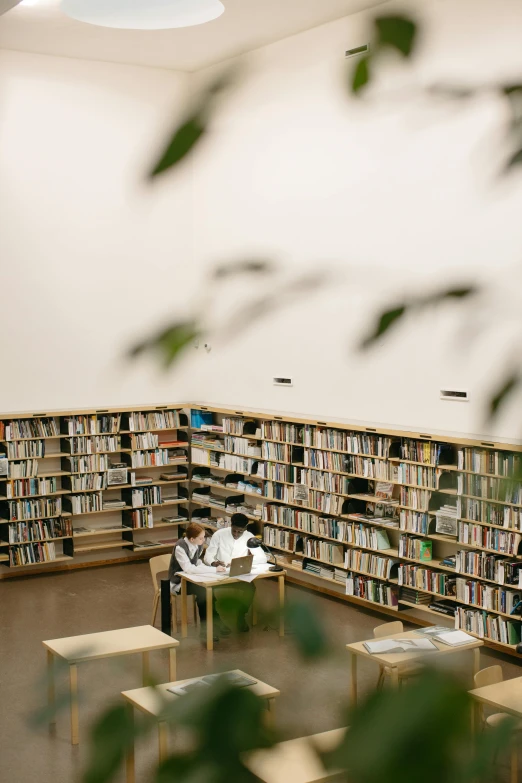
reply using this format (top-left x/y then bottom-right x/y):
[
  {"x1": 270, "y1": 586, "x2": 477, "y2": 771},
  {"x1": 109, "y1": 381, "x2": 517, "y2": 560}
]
[
  {"x1": 162, "y1": 514, "x2": 187, "y2": 523},
  {"x1": 428, "y1": 599, "x2": 457, "y2": 617},
  {"x1": 134, "y1": 540, "x2": 159, "y2": 549},
  {"x1": 103, "y1": 500, "x2": 127, "y2": 509},
  {"x1": 159, "y1": 538, "x2": 178, "y2": 545},
  {"x1": 399, "y1": 587, "x2": 431, "y2": 605},
  {"x1": 201, "y1": 424, "x2": 224, "y2": 432},
  {"x1": 160, "y1": 472, "x2": 185, "y2": 481},
  {"x1": 375, "y1": 482, "x2": 394, "y2": 500}
]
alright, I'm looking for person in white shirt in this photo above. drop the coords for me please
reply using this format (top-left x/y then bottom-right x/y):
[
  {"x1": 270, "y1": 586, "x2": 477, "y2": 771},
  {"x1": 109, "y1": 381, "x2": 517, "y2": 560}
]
[
  {"x1": 204, "y1": 513, "x2": 268, "y2": 632},
  {"x1": 169, "y1": 522, "x2": 227, "y2": 644}
]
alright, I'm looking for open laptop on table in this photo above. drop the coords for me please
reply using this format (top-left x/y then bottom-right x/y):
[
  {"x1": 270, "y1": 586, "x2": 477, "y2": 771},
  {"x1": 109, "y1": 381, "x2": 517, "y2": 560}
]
[{"x1": 228, "y1": 553, "x2": 253, "y2": 577}]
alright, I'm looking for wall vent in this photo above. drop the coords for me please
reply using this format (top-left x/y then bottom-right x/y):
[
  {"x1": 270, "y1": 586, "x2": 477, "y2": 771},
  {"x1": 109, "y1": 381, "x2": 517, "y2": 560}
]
[
  {"x1": 440, "y1": 389, "x2": 469, "y2": 402},
  {"x1": 345, "y1": 43, "x2": 370, "y2": 59},
  {"x1": 273, "y1": 377, "x2": 293, "y2": 387}
]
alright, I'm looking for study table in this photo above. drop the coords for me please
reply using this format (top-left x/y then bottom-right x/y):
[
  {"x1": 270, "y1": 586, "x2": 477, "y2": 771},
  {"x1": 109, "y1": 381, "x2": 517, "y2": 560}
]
[
  {"x1": 43, "y1": 625, "x2": 179, "y2": 745},
  {"x1": 121, "y1": 669, "x2": 280, "y2": 783},
  {"x1": 244, "y1": 727, "x2": 346, "y2": 783},
  {"x1": 179, "y1": 566, "x2": 286, "y2": 650},
  {"x1": 469, "y1": 675, "x2": 522, "y2": 721},
  {"x1": 346, "y1": 629, "x2": 483, "y2": 706}
]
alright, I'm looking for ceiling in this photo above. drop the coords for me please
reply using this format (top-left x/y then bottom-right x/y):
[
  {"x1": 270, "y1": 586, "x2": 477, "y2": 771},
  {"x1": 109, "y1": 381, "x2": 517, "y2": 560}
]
[{"x1": 0, "y1": 0, "x2": 386, "y2": 71}]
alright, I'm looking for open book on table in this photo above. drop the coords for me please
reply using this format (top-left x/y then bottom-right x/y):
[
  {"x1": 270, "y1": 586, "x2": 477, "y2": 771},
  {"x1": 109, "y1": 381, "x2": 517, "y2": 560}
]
[{"x1": 363, "y1": 638, "x2": 437, "y2": 654}]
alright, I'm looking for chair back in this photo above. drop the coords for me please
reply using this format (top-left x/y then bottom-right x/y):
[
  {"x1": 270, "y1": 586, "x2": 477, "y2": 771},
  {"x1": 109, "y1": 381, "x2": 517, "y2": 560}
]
[
  {"x1": 474, "y1": 665, "x2": 503, "y2": 689},
  {"x1": 149, "y1": 554, "x2": 171, "y2": 593},
  {"x1": 373, "y1": 620, "x2": 404, "y2": 638}
]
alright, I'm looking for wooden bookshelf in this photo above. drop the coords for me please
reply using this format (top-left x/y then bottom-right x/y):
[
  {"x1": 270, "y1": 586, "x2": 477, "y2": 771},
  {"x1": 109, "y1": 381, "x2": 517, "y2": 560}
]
[
  {"x1": 187, "y1": 405, "x2": 522, "y2": 656},
  {"x1": 0, "y1": 405, "x2": 189, "y2": 572}
]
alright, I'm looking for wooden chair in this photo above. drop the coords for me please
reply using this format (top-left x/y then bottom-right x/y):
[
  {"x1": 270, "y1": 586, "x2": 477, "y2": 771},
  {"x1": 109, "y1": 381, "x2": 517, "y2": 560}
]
[
  {"x1": 474, "y1": 666, "x2": 521, "y2": 783},
  {"x1": 373, "y1": 620, "x2": 422, "y2": 689},
  {"x1": 149, "y1": 554, "x2": 198, "y2": 633}
]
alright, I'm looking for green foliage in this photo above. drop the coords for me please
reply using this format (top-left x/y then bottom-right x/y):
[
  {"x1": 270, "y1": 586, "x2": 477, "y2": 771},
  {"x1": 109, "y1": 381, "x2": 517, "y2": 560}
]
[
  {"x1": 488, "y1": 372, "x2": 521, "y2": 421},
  {"x1": 285, "y1": 600, "x2": 329, "y2": 660},
  {"x1": 155, "y1": 681, "x2": 274, "y2": 783},
  {"x1": 323, "y1": 669, "x2": 512, "y2": 783},
  {"x1": 375, "y1": 15, "x2": 417, "y2": 57},
  {"x1": 128, "y1": 320, "x2": 200, "y2": 368},
  {"x1": 83, "y1": 704, "x2": 149, "y2": 783},
  {"x1": 352, "y1": 56, "x2": 371, "y2": 94},
  {"x1": 360, "y1": 286, "x2": 477, "y2": 349},
  {"x1": 149, "y1": 66, "x2": 237, "y2": 178}
]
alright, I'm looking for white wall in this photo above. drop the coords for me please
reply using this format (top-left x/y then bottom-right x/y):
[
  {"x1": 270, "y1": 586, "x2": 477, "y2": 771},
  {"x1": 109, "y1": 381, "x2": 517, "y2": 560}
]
[
  {"x1": 187, "y1": 0, "x2": 522, "y2": 442},
  {"x1": 0, "y1": 49, "x2": 197, "y2": 412},
  {"x1": 2, "y1": 0, "x2": 522, "y2": 443}
]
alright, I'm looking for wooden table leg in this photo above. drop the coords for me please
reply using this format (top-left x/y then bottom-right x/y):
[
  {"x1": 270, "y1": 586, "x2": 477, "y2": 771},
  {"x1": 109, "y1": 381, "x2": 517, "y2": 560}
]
[
  {"x1": 168, "y1": 648, "x2": 177, "y2": 681},
  {"x1": 278, "y1": 575, "x2": 285, "y2": 637},
  {"x1": 390, "y1": 667, "x2": 399, "y2": 689},
  {"x1": 181, "y1": 578, "x2": 188, "y2": 639},
  {"x1": 47, "y1": 651, "x2": 55, "y2": 727},
  {"x1": 142, "y1": 651, "x2": 150, "y2": 686},
  {"x1": 511, "y1": 746, "x2": 518, "y2": 783},
  {"x1": 158, "y1": 721, "x2": 168, "y2": 763},
  {"x1": 206, "y1": 587, "x2": 214, "y2": 651},
  {"x1": 69, "y1": 664, "x2": 79, "y2": 746},
  {"x1": 349, "y1": 651, "x2": 358, "y2": 708},
  {"x1": 252, "y1": 592, "x2": 257, "y2": 627},
  {"x1": 472, "y1": 647, "x2": 480, "y2": 679},
  {"x1": 125, "y1": 703, "x2": 135, "y2": 783},
  {"x1": 266, "y1": 698, "x2": 276, "y2": 728}
]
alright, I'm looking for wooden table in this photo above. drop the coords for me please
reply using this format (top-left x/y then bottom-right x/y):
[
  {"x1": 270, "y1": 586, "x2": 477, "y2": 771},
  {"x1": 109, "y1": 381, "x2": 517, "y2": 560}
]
[
  {"x1": 180, "y1": 569, "x2": 286, "y2": 650},
  {"x1": 43, "y1": 624, "x2": 179, "y2": 745},
  {"x1": 346, "y1": 629, "x2": 483, "y2": 706},
  {"x1": 245, "y1": 728, "x2": 346, "y2": 783},
  {"x1": 121, "y1": 668, "x2": 280, "y2": 783},
  {"x1": 469, "y1": 677, "x2": 522, "y2": 783}
]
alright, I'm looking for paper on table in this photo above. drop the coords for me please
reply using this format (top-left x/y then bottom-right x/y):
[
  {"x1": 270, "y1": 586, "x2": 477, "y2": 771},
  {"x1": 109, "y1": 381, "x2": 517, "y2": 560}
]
[
  {"x1": 435, "y1": 630, "x2": 475, "y2": 647},
  {"x1": 183, "y1": 573, "x2": 229, "y2": 583}
]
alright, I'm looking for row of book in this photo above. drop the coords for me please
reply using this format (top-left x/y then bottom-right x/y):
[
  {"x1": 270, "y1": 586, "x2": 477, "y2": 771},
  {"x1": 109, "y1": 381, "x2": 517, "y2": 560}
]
[
  {"x1": 303, "y1": 561, "x2": 337, "y2": 580},
  {"x1": 131, "y1": 449, "x2": 172, "y2": 468},
  {"x1": 399, "y1": 440, "x2": 450, "y2": 465},
  {"x1": 263, "y1": 527, "x2": 302, "y2": 552},
  {"x1": 262, "y1": 505, "x2": 344, "y2": 538},
  {"x1": 127, "y1": 410, "x2": 180, "y2": 432},
  {"x1": 296, "y1": 468, "x2": 351, "y2": 496},
  {"x1": 3, "y1": 497, "x2": 62, "y2": 521},
  {"x1": 130, "y1": 486, "x2": 162, "y2": 508},
  {"x1": 455, "y1": 607, "x2": 521, "y2": 645},
  {"x1": 394, "y1": 463, "x2": 440, "y2": 489},
  {"x1": 303, "y1": 449, "x2": 348, "y2": 473},
  {"x1": 304, "y1": 538, "x2": 344, "y2": 565},
  {"x1": 129, "y1": 433, "x2": 160, "y2": 450},
  {"x1": 253, "y1": 461, "x2": 288, "y2": 483},
  {"x1": 265, "y1": 482, "x2": 345, "y2": 515},
  {"x1": 128, "y1": 507, "x2": 154, "y2": 528},
  {"x1": 345, "y1": 573, "x2": 398, "y2": 607},
  {"x1": 457, "y1": 498, "x2": 520, "y2": 528},
  {"x1": 303, "y1": 428, "x2": 393, "y2": 457},
  {"x1": 399, "y1": 510, "x2": 431, "y2": 535},
  {"x1": 221, "y1": 436, "x2": 260, "y2": 458},
  {"x1": 62, "y1": 414, "x2": 121, "y2": 436},
  {"x1": 398, "y1": 534, "x2": 433, "y2": 562},
  {"x1": 455, "y1": 551, "x2": 522, "y2": 586},
  {"x1": 2, "y1": 441, "x2": 45, "y2": 459},
  {"x1": 7, "y1": 518, "x2": 72, "y2": 543},
  {"x1": 66, "y1": 454, "x2": 112, "y2": 473},
  {"x1": 6, "y1": 460, "x2": 40, "y2": 478},
  {"x1": 69, "y1": 473, "x2": 107, "y2": 491},
  {"x1": 397, "y1": 564, "x2": 454, "y2": 595},
  {"x1": 67, "y1": 493, "x2": 102, "y2": 514},
  {"x1": 261, "y1": 421, "x2": 303, "y2": 444},
  {"x1": 344, "y1": 550, "x2": 397, "y2": 579},
  {"x1": 458, "y1": 448, "x2": 522, "y2": 477},
  {"x1": 457, "y1": 521, "x2": 522, "y2": 555},
  {"x1": 455, "y1": 578, "x2": 521, "y2": 615},
  {"x1": 221, "y1": 417, "x2": 250, "y2": 436},
  {"x1": 458, "y1": 474, "x2": 522, "y2": 504},
  {"x1": 343, "y1": 455, "x2": 390, "y2": 479},
  {"x1": 1, "y1": 418, "x2": 59, "y2": 441},
  {"x1": 3, "y1": 477, "x2": 58, "y2": 499},
  {"x1": 66, "y1": 435, "x2": 121, "y2": 455},
  {"x1": 10, "y1": 541, "x2": 58, "y2": 565},
  {"x1": 399, "y1": 487, "x2": 431, "y2": 511},
  {"x1": 352, "y1": 523, "x2": 391, "y2": 551},
  {"x1": 261, "y1": 442, "x2": 293, "y2": 462}
]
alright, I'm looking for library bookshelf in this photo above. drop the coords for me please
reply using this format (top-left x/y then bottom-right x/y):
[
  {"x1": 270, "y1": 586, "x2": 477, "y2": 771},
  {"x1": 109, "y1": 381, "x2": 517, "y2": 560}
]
[
  {"x1": 0, "y1": 404, "x2": 190, "y2": 574},
  {"x1": 187, "y1": 404, "x2": 522, "y2": 659}
]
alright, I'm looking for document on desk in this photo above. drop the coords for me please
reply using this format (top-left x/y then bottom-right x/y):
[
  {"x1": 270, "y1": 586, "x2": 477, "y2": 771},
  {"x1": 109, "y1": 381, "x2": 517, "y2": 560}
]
[
  {"x1": 235, "y1": 564, "x2": 272, "y2": 582},
  {"x1": 183, "y1": 573, "x2": 229, "y2": 583}
]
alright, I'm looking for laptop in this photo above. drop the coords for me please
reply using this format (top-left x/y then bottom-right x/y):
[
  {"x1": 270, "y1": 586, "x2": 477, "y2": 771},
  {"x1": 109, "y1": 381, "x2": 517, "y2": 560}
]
[{"x1": 228, "y1": 553, "x2": 253, "y2": 577}]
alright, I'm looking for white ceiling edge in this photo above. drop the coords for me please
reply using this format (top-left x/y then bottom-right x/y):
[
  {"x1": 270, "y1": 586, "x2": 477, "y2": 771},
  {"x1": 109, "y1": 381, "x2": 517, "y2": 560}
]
[{"x1": 0, "y1": 0, "x2": 390, "y2": 73}]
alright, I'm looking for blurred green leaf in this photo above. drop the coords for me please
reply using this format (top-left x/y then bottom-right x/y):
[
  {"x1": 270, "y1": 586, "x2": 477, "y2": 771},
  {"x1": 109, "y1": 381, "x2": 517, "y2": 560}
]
[
  {"x1": 128, "y1": 320, "x2": 200, "y2": 368},
  {"x1": 488, "y1": 372, "x2": 521, "y2": 420},
  {"x1": 424, "y1": 285, "x2": 478, "y2": 303},
  {"x1": 352, "y1": 55, "x2": 371, "y2": 94},
  {"x1": 285, "y1": 600, "x2": 329, "y2": 659},
  {"x1": 150, "y1": 117, "x2": 206, "y2": 178},
  {"x1": 375, "y1": 15, "x2": 417, "y2": 57},
  {"x1": 324, "y1": 670, "x2": 473, "y2": 783},
  {"x1": 83, "y1": 704, "x2": 149, "y2": 783},
  {"x1": 213, "y1": 260, "x2": 275, "y2": 279},
  {"x1": 149, "y1": 66, "x2": 237, "y2": 179},
  {"x1": 506, "y1": 147, "x2": 522, "y2": 169},
  {"x1": 360, "y1": 305, "x2": 406, "y2": 349}
]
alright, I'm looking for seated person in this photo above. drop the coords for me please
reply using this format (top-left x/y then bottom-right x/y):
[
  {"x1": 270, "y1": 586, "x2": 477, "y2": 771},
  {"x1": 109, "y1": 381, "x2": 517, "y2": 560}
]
[
  {"x1": 168, "y1": 522, "x2": 227, "y2": 644},
  {"x1": 204, "y1": 512, "x2": 267, "y2": 632}
]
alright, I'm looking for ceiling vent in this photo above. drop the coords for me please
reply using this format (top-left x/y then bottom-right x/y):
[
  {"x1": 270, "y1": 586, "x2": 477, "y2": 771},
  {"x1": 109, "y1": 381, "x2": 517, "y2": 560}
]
[
  {"x1": 273, "y1": 377, "x2": 293, "y2": 387},
  {"x1": 440, "y1": 389, "x2": 469, "y2": 402},
  {"x1": 345, "y1": 43, "x2": 370, "y2": 59}
]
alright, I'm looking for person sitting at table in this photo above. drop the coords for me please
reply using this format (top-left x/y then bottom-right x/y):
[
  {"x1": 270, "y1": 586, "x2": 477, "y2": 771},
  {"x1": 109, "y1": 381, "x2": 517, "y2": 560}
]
[
  {"x1": 204, "y1": 513, "x2": 268, "y2": 632},
  {"x1": 168, "y1": 522, "x2": 227, "y2": 644}
]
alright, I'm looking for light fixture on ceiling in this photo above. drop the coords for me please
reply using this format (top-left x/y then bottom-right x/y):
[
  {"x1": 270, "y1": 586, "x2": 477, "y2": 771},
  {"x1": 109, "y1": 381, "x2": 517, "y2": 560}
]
[{"x1": 60, "y1": 0, "x2": 225, "y2": 30}]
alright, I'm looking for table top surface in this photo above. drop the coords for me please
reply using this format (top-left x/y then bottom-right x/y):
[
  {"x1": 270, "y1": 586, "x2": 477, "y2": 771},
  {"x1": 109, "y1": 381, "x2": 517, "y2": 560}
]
[
  {"x1": 43, "y1": 625, "x2": 179, "y2": 662},
  {"x1": 245, "y1": 728, "x2": 346, "y2": 783},
  {"x1": 180, "y1": 569, "x2": 286, "y2": 587},
  {"x1": 346, "y1": 629, "x2": 483, "y2": 667},
  {"x1": 469, "y1": 676, "x2": 522, "y2": 717},
  {"x1": 121, "y1": 669, "x2": 280, "y2": 716}
]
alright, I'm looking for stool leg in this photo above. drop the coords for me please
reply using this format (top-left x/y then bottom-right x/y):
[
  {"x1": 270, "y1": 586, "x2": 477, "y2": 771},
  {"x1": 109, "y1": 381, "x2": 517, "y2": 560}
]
[
  {"x1": 47, "y1": 651, "x2": 55, "y2": 727},
  {"x1": 69, "y1": 664, "x2": 79, "y2": 746},
  {"x1": 171, "y1": 596, "x2": 178, "y2": 634},
  {"x1": 151, "y1": 592, "x2": 160, "y2": 626},
  {"x1": 193, "y1": 595, "x2": 198, "y2": 626}
]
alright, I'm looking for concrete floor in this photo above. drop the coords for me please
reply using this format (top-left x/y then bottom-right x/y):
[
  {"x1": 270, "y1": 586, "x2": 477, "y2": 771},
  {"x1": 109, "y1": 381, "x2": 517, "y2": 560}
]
[{"x1": 1, "y1": 562, "x2": 521, "y2": 783}]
